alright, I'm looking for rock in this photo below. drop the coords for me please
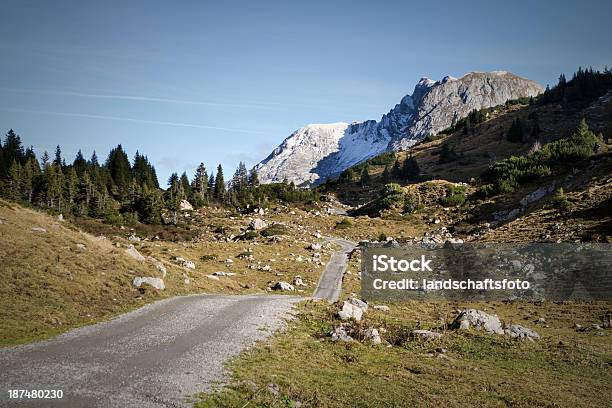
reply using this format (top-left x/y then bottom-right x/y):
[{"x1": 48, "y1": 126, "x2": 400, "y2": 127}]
[
  {"x1": 293, "y1": 276, "x2": 306, "y2": 286},
  {"x1": 338, "y1": 300, "x2": 364, "y2": 322},
  {"x1": 206, "y1": 275, "x2": 220, "y2": 281},
  {"x1": 520, "y1": 184, "x2": 555, "y2": 207},
  {"x1": 373, "y1": 305, "x2": 390, "y2": 312},
  {"x1": 179, "y1": 199, "x2": 193, "y2": 211},
  {"x1": 504, "y1": 324, "x2": 540, "y2": 341},
  {"x1": 76, "y1": 243, "x2": 86, "y2": 250},
  {"x1": 272, "y1": 281, "x2": 295, "y2": 291},
  {"x1": 155, "y1": 262, "x2": 167, "y2": 277},
  {"x1": 412, "y1": 330, "x2": 443, "y2": 340},
  {"x1": 309, "y1": 243, "x2": 322, "y2": 250},
  {"x1": 128, "y1": 234, "x2": 141, "y2": 242},
  {"x1": 183, "y1": 260, "x2": 196, "y2": 269},
  {"x1": 213, "y1": 271, "x2": 237, "y2": 277},
  {"x1": 125, "y1": 245, "x2": 145, "y2": 262},
  {"x1": 31, "y1": 227, "x2": 47, "y2": 233},
  {"x1": 132, "y1": 277, "x2": 165, "y2": 290},
  {"x1": 349, "y1": 298, "x2": 368, "y2": 311},
  {"x1": 331, "y1": 326, "x2": 354, "y2": 342},
  {"x1": 249, "y1": 218, "x2": 267, "y2": 230},
  {"x1": 364, "y1": 328, "x2": 382, "y2": 344},
  {"x1": 57, "y1": 214, "x2": 64, "y2": 222},
  {"x1": 451, "y1": 309, "x2": 504, "y2": 334},
  {"x1": 225, "y1": 258, "x2": 234, "y2": 266},
  {"x1": 435, "y1": 347, "x2": 447, "y2": 354},
  {"x1": 267, "y1": 383, "x2": 280, "y2": 396}
]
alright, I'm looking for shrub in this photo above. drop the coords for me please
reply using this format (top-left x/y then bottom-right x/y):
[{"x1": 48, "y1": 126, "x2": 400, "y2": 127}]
[
  {"x1": 439, "y1": 193, "x2": 466, "y2": 207},
  {"x1": 552, "y1": 187, "x2": 573, "y2": 212},
  {"x1": 380, "y1": 183, "x2": 405, "y2": 209},
  {"x1": 335, "y1": 218, "x2": 353, "y2": 229},
  {"x1": 260, "y1": 223, "x2": 289, "y2": 236}
]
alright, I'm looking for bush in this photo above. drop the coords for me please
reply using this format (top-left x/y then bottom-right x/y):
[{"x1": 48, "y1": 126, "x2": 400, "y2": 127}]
[
  {"x1": 377, "y1": 232, "x2": 387, "y2": 242},
  {"x1": 439, "y1": 193, "x2": 466, "y2": 207},
  {"x1": 380, "y1": 183, "x2": 405, "y2": 209},
  {"x1": 335, "y1": 218, "x2": 353, "y2": 229},
  {"x1": 552, "y1": 187, "x2": 573, "y2": 212},
  {"x1": 260, "y1": 223, "x2": 289, "y2": 237}
]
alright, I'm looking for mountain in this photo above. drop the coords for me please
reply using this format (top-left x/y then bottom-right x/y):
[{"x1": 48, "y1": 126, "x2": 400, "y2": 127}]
[{"x1": 254, "y1": 71, "x2": 543, "y2": 186}]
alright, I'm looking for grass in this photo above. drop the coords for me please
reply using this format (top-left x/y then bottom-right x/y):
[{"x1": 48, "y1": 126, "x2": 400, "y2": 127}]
[{"x1": 196, "y1": 300, "x2": 612, "y2": 407}]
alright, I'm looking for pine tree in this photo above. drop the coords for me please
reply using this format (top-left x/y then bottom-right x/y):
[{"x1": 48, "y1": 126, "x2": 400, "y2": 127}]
[
  {"x1": 73, "y1": 150, "x2": 87, "y2": 176},
  {"x1": 54, "y1": 145, "x2": 63, "y2": 166},
  {"x1": 214, "y1": 164, "x2": 225, "y2": 202},
  {"x1": 402, "y1": 156, "x2": 420, "y2": 180},
  {"x1": 1, "y1": 130, "x2": 25, "y2": 177},
  {"x1": 391, "y1": 159, "x2": 402, "y2": 179},
  {"x1": 360, "y1": 165, "x2": 371, "y2": 187},
  {"x1": 231, "y1": 161, "x2": 248, "y2": 197},
  {"x1": 507, "y1": 118, "x2": 526, "y2": 143},
  {"x1": 180, "y1": 172, "x2": 191, "y2": 198},
  {"x1": 382, "y1": 165, "x2": 390, "y2": 183},
  {"x1": 192, "y1": 163, "x2": 208, "y2": 203},
  {"x1": 106, "y1": 144, "x2": 132, "y2": 196},
  {"x1": 249, "y1": 169, "x2": 260, "y2": 189}
]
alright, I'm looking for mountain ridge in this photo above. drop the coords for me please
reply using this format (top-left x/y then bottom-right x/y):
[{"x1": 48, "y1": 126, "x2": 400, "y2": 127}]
[{"x1": 254, "y1": 71, "x2": 543, "y2": 186}]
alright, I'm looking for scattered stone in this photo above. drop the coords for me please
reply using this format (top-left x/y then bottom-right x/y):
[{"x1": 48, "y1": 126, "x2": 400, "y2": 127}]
[
  {"x1": 125, "y1": 245, "x2": 145, "y2": 262},
  {"x1": 373, "y1": 305, "x2": 390, "y2": 312},
  {"x1": 504, "y1": 324, "x2": 541, "y2": 341},
  {"x1": 349, "y1": 298, "x2": 369, "y2": 312},
  {"x1": 249, "y1": 218, "x2": 267, "y2": 230},
  {"x1": 331, "y1": 326, "x2": 354, "y2": 342},
  {"x1": 536, "y1": 317, "x2": 546, "y2": 324},
  {"x1": 206, "y1": 275, "x2": 220, "y2": 281},
  {"x1": 183, "y1": 260, "x2": 196, "y2": 269},
  {"x1": 412, "y1": 330, "x2": 443, "y2": 340},
  {"x1": 267, "y1": 383, "x2": 280, "y2": 396},
  {"x1": 225, "y1": 258, "x2": 234, "y2": 266},
  {"x1": 57, "y1": 214, "x2": 64, "y2": 222},
  {"x1": 132, "y1": 277, "x2": 165, "y2": 290},
  {"x1": 309, "y1": 243, "x2": 322, "y2": 250},
  {"x1": 272, "y1": 281, "x2": 295, "y2": 291},
  {"x1": 364, "y1": 328, "x2": 382, "y2": 344},
  {"x1": 212, "y1": 271, "x2": 237, "y2": 277},
  {"x1": 338, "y1": 300, "x2": 364, "y2": 322},
  {"x1": 128, "y1": 234, "x2": 141, "y2": 242},
  {"x1": 293, "y1": 276, "x2": 306, "y2": 286},
  {"x1": 435, "y1": 347, "x2": 447, "y2": 354},
  {"x1": 179, "y1": 199, "x2": 194, "y2": 211},
  {"x1": 76, "y1": 243, "x2": 86, "y2": 250},
  {"x1": 451, "y1": 309, "x2": 504, "y2": 334},
  {"x1": 31, "y1": 227, "x2": 47, "y2": 233}
]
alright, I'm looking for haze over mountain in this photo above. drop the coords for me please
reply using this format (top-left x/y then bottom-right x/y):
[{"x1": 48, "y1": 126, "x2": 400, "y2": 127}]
[{"x1": 254, "y1": 71, "x2": 543, "y2": 186}]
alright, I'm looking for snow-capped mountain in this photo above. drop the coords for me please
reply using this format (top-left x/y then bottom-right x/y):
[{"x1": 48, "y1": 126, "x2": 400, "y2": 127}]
[{"x1": 254, "y1": 71, "x2": 543, "y2": 186}]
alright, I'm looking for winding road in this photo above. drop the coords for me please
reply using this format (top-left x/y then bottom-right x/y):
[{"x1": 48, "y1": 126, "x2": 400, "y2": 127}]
[{"x1": 0, "y1": 238, "x2": 355, "y2": 408}]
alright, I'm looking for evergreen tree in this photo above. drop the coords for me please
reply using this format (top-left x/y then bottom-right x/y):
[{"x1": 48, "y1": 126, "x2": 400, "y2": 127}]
[
  {"x1": 180, "y1": 172, "x2": 191, "y2": 197},
  {"x1": 402, "y1": 156, "x2": 420, "y2": 180},
  {"x1": 360, "y1": 165, "x2": 371, "y2": 187},
  {"x1": 382, "y1": 165, "x2": 390, "y2": 183},
  {"x1": 54, "y1": 145, "x2": 62, "y2": 166},
  {"x1": 1, "y1": 130, "x2": 25, "y2": 176},
  {"x1": 507, "y1": 118, "x2": 526, "y2": 143},
  {"x1": 214, "y1": 164, "x2": 225, "y2": 201},
  {"x1": 391, "y1": 159, "x2": 402, "y2": 178},
  {"x1": 248, "y1": 169, "x2": 260, "y2": 189},
  {"x1": 192, "y1": 163, "x2": 208, "y2": 204},
  {"x1": 73, "y1": 150, "x2": 87, "y2": 176},
  {"x1": 208, "y1": 173, "x2": 215, "y2": 196},
  {"x1": 106, "y1": 144, "x2": 132, "y2": 196},
  {"x1": 231, "y1": 161, "x2": 248, "y2": 197}
]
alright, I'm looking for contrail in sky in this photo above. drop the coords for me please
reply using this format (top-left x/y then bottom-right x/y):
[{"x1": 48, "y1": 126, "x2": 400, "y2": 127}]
[{"x1": 0, "y1": 107, "x2": 266, "y2": 134}]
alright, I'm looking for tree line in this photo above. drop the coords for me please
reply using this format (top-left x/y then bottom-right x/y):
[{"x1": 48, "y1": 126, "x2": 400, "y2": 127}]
[{"x1": 0, "y1": 131, "x2": 317, "y2": 225}]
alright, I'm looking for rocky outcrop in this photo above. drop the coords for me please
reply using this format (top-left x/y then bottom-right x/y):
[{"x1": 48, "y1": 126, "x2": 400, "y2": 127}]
[
  {"x1": 132, "y1": 277, "x2": 165, "y2": 290},
  {"x1": 255, "y1": 71, "x2": 542, "y2": 185}
]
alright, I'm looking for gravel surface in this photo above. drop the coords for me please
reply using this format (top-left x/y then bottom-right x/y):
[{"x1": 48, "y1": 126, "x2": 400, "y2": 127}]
[
  {"x1": 0, "y1": 294, "x2": 300, "y2": 408},
  {"x1": 312, "y1": 238, "x2": 356, "y2": 302}
]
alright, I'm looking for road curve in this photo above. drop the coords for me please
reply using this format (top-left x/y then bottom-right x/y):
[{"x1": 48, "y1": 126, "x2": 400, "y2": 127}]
[
  {"x1": 0, "y1": 294, "x2": 300, "y2": 408},
  {"x1": 312, "y1": 238, "x2": 356, "y2": 302}
]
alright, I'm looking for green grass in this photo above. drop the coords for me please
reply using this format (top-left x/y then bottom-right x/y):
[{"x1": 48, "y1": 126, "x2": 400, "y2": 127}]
[{"x1": 197, "y1": 300, "x2": 612, "y2": 407}]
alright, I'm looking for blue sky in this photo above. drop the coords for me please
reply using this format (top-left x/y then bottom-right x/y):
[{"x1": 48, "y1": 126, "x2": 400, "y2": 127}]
[{"x1": 1, "y1": 0, "x2": 611, "y2": 184}]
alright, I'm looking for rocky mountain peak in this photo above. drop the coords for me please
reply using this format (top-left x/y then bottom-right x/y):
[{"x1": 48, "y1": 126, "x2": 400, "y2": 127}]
[{"x1": 254, "y1": 71, "x2": 543, "y2": 186}]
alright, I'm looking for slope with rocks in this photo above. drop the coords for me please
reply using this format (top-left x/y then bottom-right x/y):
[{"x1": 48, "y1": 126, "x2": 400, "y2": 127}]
[{"x1": 255, "y1": 71, "x2": 542, "y2": 186}]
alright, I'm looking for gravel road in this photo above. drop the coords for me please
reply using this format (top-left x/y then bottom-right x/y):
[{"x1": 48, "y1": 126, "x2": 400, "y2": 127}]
[
  {"x1": 0, "y1": 294, "x2": 300, "y2": 408},
  {"x1": 312, "y1": 238, "x2": 356, "y2": 302}
]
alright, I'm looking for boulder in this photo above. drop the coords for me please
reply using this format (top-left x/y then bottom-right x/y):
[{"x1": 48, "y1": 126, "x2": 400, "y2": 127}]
[
  {"x1": 76, "y1": 243, "x2": 86, "y2": 250},
  {"x1": 331, "y1": 326, "x2": 354, "y2": 342},
  {"x1": 309, "y1": 243, "x2": 322, "y2": 250},
  {"x1": 364, "y1": 328, "x2": 382, "y2": 344},
  {"x1": 451, "y1": 309, "x2": 504, "y2": 334},
  {"x1": 412, "y1": 329, "x2": 443, "y2": 340},
  {"x1": 349, "y1": 298, "x2": 369, "y2": 312},
  {"x1": 125, "y1": 245, "x2": 145, "y2": 262},
  {"x1": 249, "y1": 218, "x2": 267, "y2": 230},
  {"x1": 373, "y1": 305, "x2": 390, "y2": 312},
  {"x1": 179, "y1": 200, "x2": 194, "y2": 211},
  {"x1": 293, "y1": 276, "x2": 306, "y2": 286},
  {"x1": 132, "y1": 277, "x2": 165, "y2": 290},
  {"x1": 504, "y1": 324, "x2": 540, "y2": 341},
  {"x1": 31, "y1": 227, "x2": 47, "y2": 233},
  {"x1": 183, "y1": 260, "x2": 196, "y2": 269},
  {"x1": 272, "y1": 281, "x2": 295, "y2": 291},
  {"x1": 338, "y1": 301, "x2": 364, "y2": 322},
  {"x1": 57, "y1": 214, "x2": 64, "y2": 222}
]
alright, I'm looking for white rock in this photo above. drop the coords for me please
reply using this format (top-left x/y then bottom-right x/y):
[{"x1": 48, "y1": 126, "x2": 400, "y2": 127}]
[
  {"x1": 373, "y1": 305, "x2": 390, "y2": 312},
  {"x1": 76, "y1": 243, "x2": 86, "y2": 250},
  {"x1": 125, "y1": 245, "x2": 145, "y2": 262},
  {"x1": 364, "y1": 328, "x2": 382, "y2": 344},
  {"x1": 412, "y1": 330, "x2": 443, "y2": 340},
  {"x1": 338, "y1": 301, "x2": 363, "y2": 322},
  {"x1": 504, "y1": 324, "x2": 540, "y2": 341},
  {"x1": 132, "y1": 277, "x2": 165, "y2": 290},
  {"x1": 331, "y1": 326, "x2": 354, "y2": 342},
  {"x1": 179, "y1": 199, "x2": 194, "y2": 211},
  {"x1": 293, "y1": 276, "x2": 306, "y2": 287},
  {"x1": 183, "y1": 260, "x2": 196, "y2": 270},
  {"x1": 31, "y1": 227, "x2": 47, "y2": 233},
  {"x1": 272, "y1": 281, "x2": 295, "y2": 291},
  {"x1": 452, "y1": 309, "x2": 504, "y2": 334},
  {"x1": 249, "y1": 218, "x2": 267, "y2": 230}
]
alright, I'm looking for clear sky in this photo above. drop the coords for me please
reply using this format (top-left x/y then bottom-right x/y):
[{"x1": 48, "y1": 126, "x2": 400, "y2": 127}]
[{"x1": 1, "y1": 0, "x2": 611, "y2": 184}]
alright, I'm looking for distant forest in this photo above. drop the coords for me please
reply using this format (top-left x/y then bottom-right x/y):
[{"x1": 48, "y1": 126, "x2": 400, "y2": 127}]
[{"x1": 0, "y1": 139, "x2": 316, "y2": 226}]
